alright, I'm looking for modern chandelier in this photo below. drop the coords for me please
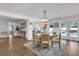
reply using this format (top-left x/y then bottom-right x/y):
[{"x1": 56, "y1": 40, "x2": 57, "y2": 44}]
[{"x1": 40, "y1": 10, "x2": 48, "y2": 24}]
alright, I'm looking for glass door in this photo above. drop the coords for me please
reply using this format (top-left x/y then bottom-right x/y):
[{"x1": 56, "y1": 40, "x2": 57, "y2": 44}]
[
  {"x1": 61, "y1": 22, "x2": 67, "y2": 39},
  {"x1": 61, "y1": 21, "x2": 79, "y2": 41},
  {"x1": 69, "y1": 22, "x2": 78, "y2": 41}
]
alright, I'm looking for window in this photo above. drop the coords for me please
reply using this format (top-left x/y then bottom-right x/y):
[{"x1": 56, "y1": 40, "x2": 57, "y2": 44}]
[{"x1": 69, "y1": 22, "x2": 78, "y2": 39}]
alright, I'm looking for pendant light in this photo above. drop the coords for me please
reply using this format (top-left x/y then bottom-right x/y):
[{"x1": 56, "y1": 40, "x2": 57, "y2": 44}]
[{"x1": 40, "y1": 10, "x2": 48, "y2": 24}]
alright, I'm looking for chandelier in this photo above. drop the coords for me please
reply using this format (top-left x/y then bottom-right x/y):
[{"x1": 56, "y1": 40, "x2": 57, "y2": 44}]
[{"x1": 40, "y1": 10, "x2": 48, "y2": 24}]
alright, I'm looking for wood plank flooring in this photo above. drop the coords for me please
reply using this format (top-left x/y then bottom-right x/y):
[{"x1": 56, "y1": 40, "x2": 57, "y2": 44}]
[
  {"x1": 0, "y1": 37, "x2": 79, "y2": 56},
  {"x1": 63, "y1": 40, "x2": 79, "y2": 56},
  {"x1": 0, "y1": 37, "x2": 33, "y2": 56}
]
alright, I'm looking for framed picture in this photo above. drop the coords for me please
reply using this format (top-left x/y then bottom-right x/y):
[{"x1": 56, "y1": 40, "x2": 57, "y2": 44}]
[{"x1": 54, "y1": 22, "x2": 59, "y2": 28}]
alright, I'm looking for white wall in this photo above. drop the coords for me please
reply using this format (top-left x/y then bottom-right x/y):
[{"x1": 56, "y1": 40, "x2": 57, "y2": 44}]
[
  {"x1": 26, "y1": 20, "x2": 33, "y2": 41},
  {"x1": 0, "y1": 20, "x2": 8, "y2": 32}
]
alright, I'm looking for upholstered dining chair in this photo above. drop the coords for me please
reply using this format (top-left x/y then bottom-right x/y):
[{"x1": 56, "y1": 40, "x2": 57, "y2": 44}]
[
  {"x1": 40, "y1": 33, "x2": 49, "y2": 49},
  {"x1": 51, "y1": 32, "x2": 61, "y2": 49},
  {"x1": 32, "y1": 30, "x2": 41, "y2": 48}
]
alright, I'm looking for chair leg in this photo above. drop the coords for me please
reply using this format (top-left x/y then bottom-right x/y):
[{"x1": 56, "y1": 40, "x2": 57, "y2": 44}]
[
  {"x1": 33, "y1": 39, "x2": 35, "y2": 48},
  {"x1": 41, "y1": 43, "x2": 43, "y2": 49},
  {"x1": 48, "y1": 42, "x2": 50, "y2": 51},
  {"x1": 51, "y1": 41, "x2": 53, "y2": 48},
  {"x1": 59, "y1": 42, "x2": 61, "y2": 50}
]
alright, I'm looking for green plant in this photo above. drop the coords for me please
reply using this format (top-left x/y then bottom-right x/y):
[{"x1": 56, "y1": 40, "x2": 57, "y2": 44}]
[
  {"x1": 44, "y1": 24, "x2": 47, "y2": 29},
  {"x1": 15, "y1": 26, "x2": 20, "y2": 32}
]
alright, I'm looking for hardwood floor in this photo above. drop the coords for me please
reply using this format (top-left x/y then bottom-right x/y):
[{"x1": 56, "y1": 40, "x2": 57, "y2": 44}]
[
  {"x1": 63, "y1": 40, "x2": 79, "y2": 56},
  {"x1": 0, "y1": 37, "x2": 79, "y2": 56},
  {"x1": 0, "y1": 37, "x2": 33, "y2": 56}
]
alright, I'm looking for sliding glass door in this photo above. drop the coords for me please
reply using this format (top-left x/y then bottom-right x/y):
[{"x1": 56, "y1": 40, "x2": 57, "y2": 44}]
[
  {"x1": 61, "y1": 22, "x2": 67, "y2": 39},
  {"x1": 69, "y1": 22, "x2": 78, "y2": 41},
  {"x1": 61, "y1": 21, "x2": 79, "y2": 41}
]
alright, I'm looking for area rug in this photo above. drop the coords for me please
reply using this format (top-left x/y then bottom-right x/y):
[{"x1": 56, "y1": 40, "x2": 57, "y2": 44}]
[{"x1": 24, "y1": 42, "x2": 67, "y2": 56}]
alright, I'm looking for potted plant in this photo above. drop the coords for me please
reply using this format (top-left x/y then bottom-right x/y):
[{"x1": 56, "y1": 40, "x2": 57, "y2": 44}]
[
  {"x1": 43, "y1": 24, "x2": 47, "y2": 32},
  {"x1": 15, "y1": 26, "x2": 20, "y2": 36},
  {"x1": 16, "y1": 26, "x2": 20, "y2": 32}
]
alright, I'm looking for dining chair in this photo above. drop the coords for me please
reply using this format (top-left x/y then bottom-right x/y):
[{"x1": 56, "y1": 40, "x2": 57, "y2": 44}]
[
  {"x1": 51, "y1": 32, "x2": 61, "y2": 49},
  {"x1": 40, "y1": 33, "x2": 49, "y2": 49},
  {"x1": 33, "y1": 30, "x2": 35, "y2": 47},
  {"x1": 32, "y1": 30, "x2": 41, "y2": 48}
]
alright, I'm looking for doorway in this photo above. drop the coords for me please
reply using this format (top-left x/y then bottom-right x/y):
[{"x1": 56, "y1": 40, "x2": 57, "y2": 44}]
[{"x1": 9, "y1": 23, "x2": 15, "y2": 37}]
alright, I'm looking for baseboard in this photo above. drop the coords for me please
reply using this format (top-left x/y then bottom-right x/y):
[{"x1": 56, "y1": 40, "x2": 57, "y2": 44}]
[{"x1": 61, "y1": 39, "x2": 79, "y2": 42}]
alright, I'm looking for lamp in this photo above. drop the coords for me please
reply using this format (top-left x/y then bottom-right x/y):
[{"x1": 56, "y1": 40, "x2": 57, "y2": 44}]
[{"x1": 40, "y1": 10, "x2": 48, "y2": 24}]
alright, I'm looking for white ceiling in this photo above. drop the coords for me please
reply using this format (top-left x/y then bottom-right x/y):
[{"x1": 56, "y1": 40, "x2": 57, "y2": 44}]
[{"x1": 0, "y1": 3, "x2": 79, "y2": 21}]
